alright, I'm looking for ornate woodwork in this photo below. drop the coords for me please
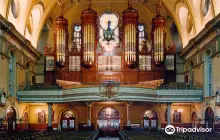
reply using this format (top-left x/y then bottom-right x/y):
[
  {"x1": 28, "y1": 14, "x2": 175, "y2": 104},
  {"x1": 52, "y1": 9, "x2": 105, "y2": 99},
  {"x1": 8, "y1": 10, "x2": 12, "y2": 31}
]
[{"x1": 44, "y1": 1, "x2": 176, "y2": 85}]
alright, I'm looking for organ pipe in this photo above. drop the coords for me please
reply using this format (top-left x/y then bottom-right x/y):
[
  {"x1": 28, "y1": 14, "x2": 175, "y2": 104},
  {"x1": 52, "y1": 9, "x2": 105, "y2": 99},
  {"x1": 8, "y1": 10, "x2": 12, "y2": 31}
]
[
  {"x1": 81, "y1": 3, "x2": 97, "y2": 69},
  {"x1": 122, "y1": 2, "x2": 139, "y2": 68},
  {"x1": 151, "y1": 1, "x2": 166, "y2": 65},
  {"x1": 54, "y1": 14, "x2": 68, "y2": 68}
]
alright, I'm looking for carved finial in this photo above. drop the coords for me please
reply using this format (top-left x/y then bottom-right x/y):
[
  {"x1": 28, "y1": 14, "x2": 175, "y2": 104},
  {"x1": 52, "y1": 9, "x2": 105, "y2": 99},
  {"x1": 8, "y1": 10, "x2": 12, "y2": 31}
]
[
  {"x1": 57, "y1": 0, "x2": 64, "y2": 16},
  {"x1": 156, "y1": 0, "x2": 161, "y2": 15},
  {"x1": 128, "y1": 0, "x2": 132, "y2": 8},
  {"x1": 89, "y1": 0, "x2": 92, "y2": 8}
]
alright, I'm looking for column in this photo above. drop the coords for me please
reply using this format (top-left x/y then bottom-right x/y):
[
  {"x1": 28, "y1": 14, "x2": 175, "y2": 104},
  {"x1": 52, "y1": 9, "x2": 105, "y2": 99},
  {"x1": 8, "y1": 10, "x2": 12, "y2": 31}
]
[
  {"x1": 47, "y1": 103, "x2": 53, "y2": 130},
  {"x1": 86, "y1": 102, "x2": 91, "y2": 127},
  {"x1": 12, "y1": 52, "x2": 17, "y2": 97},
  {"x1": 26, "y1": 64, "x2": 31, "y2": 88},
  {"x1": 167, "y1": 103, "x2": 171, "y2": 125},
  {"x1": 126, "y1": 102, "x2": 132, "y2": 128},
  {"x1": 189, "y1": 61, "x2": 193, "y2": 87}
]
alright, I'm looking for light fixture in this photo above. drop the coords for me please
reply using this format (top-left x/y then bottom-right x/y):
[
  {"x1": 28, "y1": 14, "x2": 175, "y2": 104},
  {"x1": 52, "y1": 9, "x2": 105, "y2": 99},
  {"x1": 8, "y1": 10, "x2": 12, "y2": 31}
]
[
  {"x1": 99, "y1": 81, "x2": 120, "y2": 99},
  {"x1": 0, "y1": 88, "x2": 6, "y2": 107},
  {"x1": 177, "y1": 109, "x2": 183, "y2": 112}
]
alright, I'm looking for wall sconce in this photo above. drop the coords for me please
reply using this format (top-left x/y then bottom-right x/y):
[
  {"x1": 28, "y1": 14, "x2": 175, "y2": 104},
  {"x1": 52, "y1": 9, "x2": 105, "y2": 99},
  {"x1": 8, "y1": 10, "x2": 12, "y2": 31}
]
[
  {"x1": 177, "y1": 109, "x2": 183, "y2": 112},
  {"x1": 0, "y1": 88, "x2": 6, "y2": 107}
]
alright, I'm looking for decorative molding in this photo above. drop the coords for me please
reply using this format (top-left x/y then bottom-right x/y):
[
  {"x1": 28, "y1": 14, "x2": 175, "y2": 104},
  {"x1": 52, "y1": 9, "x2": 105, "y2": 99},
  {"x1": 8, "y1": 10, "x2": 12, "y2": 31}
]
[{"x1": 0, "y1": 14, "x2": 41, "y2": 62}]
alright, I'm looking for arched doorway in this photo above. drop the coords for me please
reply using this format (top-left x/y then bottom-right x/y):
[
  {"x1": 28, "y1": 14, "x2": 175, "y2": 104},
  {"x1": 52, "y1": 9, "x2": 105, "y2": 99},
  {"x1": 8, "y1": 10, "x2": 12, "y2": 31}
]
[
  {"x1": 98, "y1": 107, "x2": 120, "y2": 136},
  {"x1": 61, "y1": 110, "x2": 75, "y2": 131},
  {"x1": 7, "y1": 107, "x2": 16, "y2": 132},
  {"x1": 191, "y1": 111, "x2": 197, "y2": 128},
  {"x1": 143, "y1": 110, "x2": 158, "y2": 130},
  {"x1": 205, "y1": 107, "x2": 214, "y2": 129}
]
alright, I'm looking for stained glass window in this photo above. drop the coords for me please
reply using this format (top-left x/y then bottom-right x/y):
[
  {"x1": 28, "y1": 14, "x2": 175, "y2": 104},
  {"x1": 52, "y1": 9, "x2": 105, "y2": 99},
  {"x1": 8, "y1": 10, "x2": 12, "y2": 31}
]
[
  {"x1": 99, "y1": 11, "x2": 119, "y2": 53},
  {"x1": 138, "y1": 23, "x2": 145, "y2": 51},
  {"x1": 71, "y1": 24, "x2": 81, "y2": 52},
  {"x1": 9, "y1": 58, "x2": 12, "y2": 96}
]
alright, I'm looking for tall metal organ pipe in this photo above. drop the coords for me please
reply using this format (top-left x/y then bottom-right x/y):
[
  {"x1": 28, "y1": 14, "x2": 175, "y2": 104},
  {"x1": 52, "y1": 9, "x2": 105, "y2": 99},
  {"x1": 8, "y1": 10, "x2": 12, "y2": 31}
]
[
  {"x1": 151, "y1": 2, "x2": 166, "y2": 65},
  {"x1": 54, "y1": 14, "x2": 68, "y2": 68},
  {"x1": 81, "y1": 5, "x2": 97, "y2": 69},
  {"x1": 122, "y1": 3, "x2": 139, "y2": 68}
]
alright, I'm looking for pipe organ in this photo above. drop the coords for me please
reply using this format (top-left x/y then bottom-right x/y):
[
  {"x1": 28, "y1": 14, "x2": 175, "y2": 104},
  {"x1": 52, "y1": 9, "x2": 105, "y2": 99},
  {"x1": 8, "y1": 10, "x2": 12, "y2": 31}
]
[
  {"x1": 151, "y1": 2, "x2": 166, "y2": 65},
  {"x1": 81, "y1": 5, "x2": 97, "y2": 69},
  {"x1": 44, "y1": 1, "x2": 176, "y2": 85},
  {"x1": 54, "y1": 14, "x2": 69, "y2": 68},
  {"x1": 122, "y1": 3, "x2": 139, "y2": 68}
]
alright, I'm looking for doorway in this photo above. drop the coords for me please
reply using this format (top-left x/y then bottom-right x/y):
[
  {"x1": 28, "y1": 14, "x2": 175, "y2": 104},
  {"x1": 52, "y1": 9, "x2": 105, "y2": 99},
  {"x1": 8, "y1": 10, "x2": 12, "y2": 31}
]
[
  {"x1": 98, "y1": 107, "x2": 120, "y2": 136},
  {"x1": 61, "y1": 110, "x2": 75, "y2": 131},
  {"x1": 205, "y1": 107, "x2": 214, "y2": 130},
  {"x1": 7, "y1": 107, "x2": 16, "y2": 132},
  {"x1": 143, "y1": 110, "x2": 158, "y2": 130}
]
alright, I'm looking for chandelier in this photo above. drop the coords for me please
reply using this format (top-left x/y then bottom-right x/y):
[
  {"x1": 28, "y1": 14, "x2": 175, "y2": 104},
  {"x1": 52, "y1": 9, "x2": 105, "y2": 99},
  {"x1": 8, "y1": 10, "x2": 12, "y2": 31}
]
[{"x1": 99, "y1": 81, "x2": 120, "y2": 99}]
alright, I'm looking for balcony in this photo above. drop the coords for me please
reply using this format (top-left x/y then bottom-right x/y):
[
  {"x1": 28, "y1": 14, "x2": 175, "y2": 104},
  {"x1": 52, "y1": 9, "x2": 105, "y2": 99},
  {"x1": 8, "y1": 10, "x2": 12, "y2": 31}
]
[{"x1": 18, "y1": 82, "x2": 203, "y2": 103}]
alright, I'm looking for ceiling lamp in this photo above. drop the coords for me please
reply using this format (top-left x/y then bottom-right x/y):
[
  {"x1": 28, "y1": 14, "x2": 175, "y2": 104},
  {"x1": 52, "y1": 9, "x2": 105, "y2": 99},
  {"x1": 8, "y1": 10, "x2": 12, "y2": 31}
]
[
  {"x1": 122, "y1": 0, "x2": 139, "y2": 68},
  {"x1": 54, "y1": 13, "x2": 69, "y2": 68},
  {"x1": 99, "y1": 81, "x2": 120, "y2": 99},
  {"x1": 151, "y1": 0, "x2": 166, "y2": 66},
  {"x1": 81, "y1": 0, "x2": 97, "y2": 69}
]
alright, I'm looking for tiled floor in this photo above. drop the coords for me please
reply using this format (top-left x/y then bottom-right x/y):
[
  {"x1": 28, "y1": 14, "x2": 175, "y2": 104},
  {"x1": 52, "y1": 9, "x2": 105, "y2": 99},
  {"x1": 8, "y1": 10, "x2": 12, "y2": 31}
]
[{"x1": 97, "y1": 137, "x2": 121, "y2": 140}]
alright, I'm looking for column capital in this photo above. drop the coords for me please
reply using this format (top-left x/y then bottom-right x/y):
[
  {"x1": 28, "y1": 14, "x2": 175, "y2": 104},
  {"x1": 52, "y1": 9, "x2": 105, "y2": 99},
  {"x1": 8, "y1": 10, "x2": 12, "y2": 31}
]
[
  {"x1": 166, "y1": 102, "x2": 172, "y2": 105},
  {"x1": 47, "y1": 103, "x2": 53, "y2": 105},
  {"x1": 126, "y1": 102, "x2": 132, "y2": 106},
  {"x1": 86, "y1": 102, "x2": 92, "y2": 106}
]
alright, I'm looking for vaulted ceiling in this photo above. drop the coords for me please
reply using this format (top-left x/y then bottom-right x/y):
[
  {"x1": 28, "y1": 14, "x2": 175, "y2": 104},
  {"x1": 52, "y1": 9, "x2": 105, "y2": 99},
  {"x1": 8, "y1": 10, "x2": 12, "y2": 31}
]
[{"x1": 0, "y1": 0, "x2": 219, "y2": 49}]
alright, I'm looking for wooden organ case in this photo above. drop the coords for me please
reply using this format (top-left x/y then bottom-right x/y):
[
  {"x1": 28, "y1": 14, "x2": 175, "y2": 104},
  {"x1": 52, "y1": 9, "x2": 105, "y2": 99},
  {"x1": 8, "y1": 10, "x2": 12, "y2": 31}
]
[{"x1": 44, "y1": 2, "x2": 176, "y2": 85}]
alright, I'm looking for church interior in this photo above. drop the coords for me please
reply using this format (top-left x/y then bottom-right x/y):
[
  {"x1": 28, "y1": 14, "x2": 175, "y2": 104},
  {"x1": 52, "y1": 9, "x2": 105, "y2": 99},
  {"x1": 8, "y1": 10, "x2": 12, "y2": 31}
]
[{"x1": 0, "y1": 0, "x2": 220, "y2": 139}]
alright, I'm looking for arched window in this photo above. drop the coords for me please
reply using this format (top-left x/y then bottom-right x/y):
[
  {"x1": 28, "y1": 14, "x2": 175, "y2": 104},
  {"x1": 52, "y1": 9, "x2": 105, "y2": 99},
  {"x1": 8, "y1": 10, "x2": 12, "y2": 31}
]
[
  {"x1": 138, "y1": 23, "x2": 146, "y2": 51},
  {"x1": 173, "y1": 110, "x2": 181, "y2": 123},
  {"x1": 71, "y1": 24, "x2": 82, "y2": 52},
  {"x1": 97, "y1": 11, "x2": 121, "y2": 71},
  {"x1": 138, "y1": 23, "x2": 151, "y2": 71}
]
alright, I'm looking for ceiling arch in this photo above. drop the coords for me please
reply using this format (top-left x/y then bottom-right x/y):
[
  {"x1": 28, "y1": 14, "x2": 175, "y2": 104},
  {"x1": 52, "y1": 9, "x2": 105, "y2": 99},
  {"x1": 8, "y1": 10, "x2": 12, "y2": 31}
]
[{"x1": 0, "y1": 0, "x2": 219, "y2": 49}]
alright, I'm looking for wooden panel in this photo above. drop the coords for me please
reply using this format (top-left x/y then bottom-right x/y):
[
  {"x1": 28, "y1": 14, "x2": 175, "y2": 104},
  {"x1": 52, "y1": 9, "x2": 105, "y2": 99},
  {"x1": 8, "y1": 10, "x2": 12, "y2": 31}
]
[{"x1": 123, "y1": 72, "x2": 138, "y2": 84}]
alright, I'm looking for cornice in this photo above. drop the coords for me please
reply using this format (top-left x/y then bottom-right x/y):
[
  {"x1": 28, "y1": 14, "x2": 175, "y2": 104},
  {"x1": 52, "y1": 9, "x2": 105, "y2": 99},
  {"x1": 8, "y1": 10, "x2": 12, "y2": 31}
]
[
  {"x1": 0, "y1": 14, "x2": 41, "y2": 62},
  {"x1": 181, "y1": 13, "x2": 220, "y2": 57}
]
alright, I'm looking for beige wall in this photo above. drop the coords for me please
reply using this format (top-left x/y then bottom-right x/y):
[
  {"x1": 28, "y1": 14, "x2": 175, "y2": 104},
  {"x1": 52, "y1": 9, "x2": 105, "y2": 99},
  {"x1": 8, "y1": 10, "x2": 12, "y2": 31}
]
[
  {"x1": 17, "y1": 68, "x2": 26, "y2": 86},
  {"x1": 193, "y1": 66, "x2": 204, "y2": 86}
]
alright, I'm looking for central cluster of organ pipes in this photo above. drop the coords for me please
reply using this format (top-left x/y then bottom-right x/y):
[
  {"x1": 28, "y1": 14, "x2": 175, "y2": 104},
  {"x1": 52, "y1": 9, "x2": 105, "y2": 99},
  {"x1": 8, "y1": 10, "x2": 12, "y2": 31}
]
[
  {"x1": 83, "y1": 24, "x2": 95, "y2": 62},
  {"x1": 124, "y1": 23, "x2": 137, "y2": 63}
]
